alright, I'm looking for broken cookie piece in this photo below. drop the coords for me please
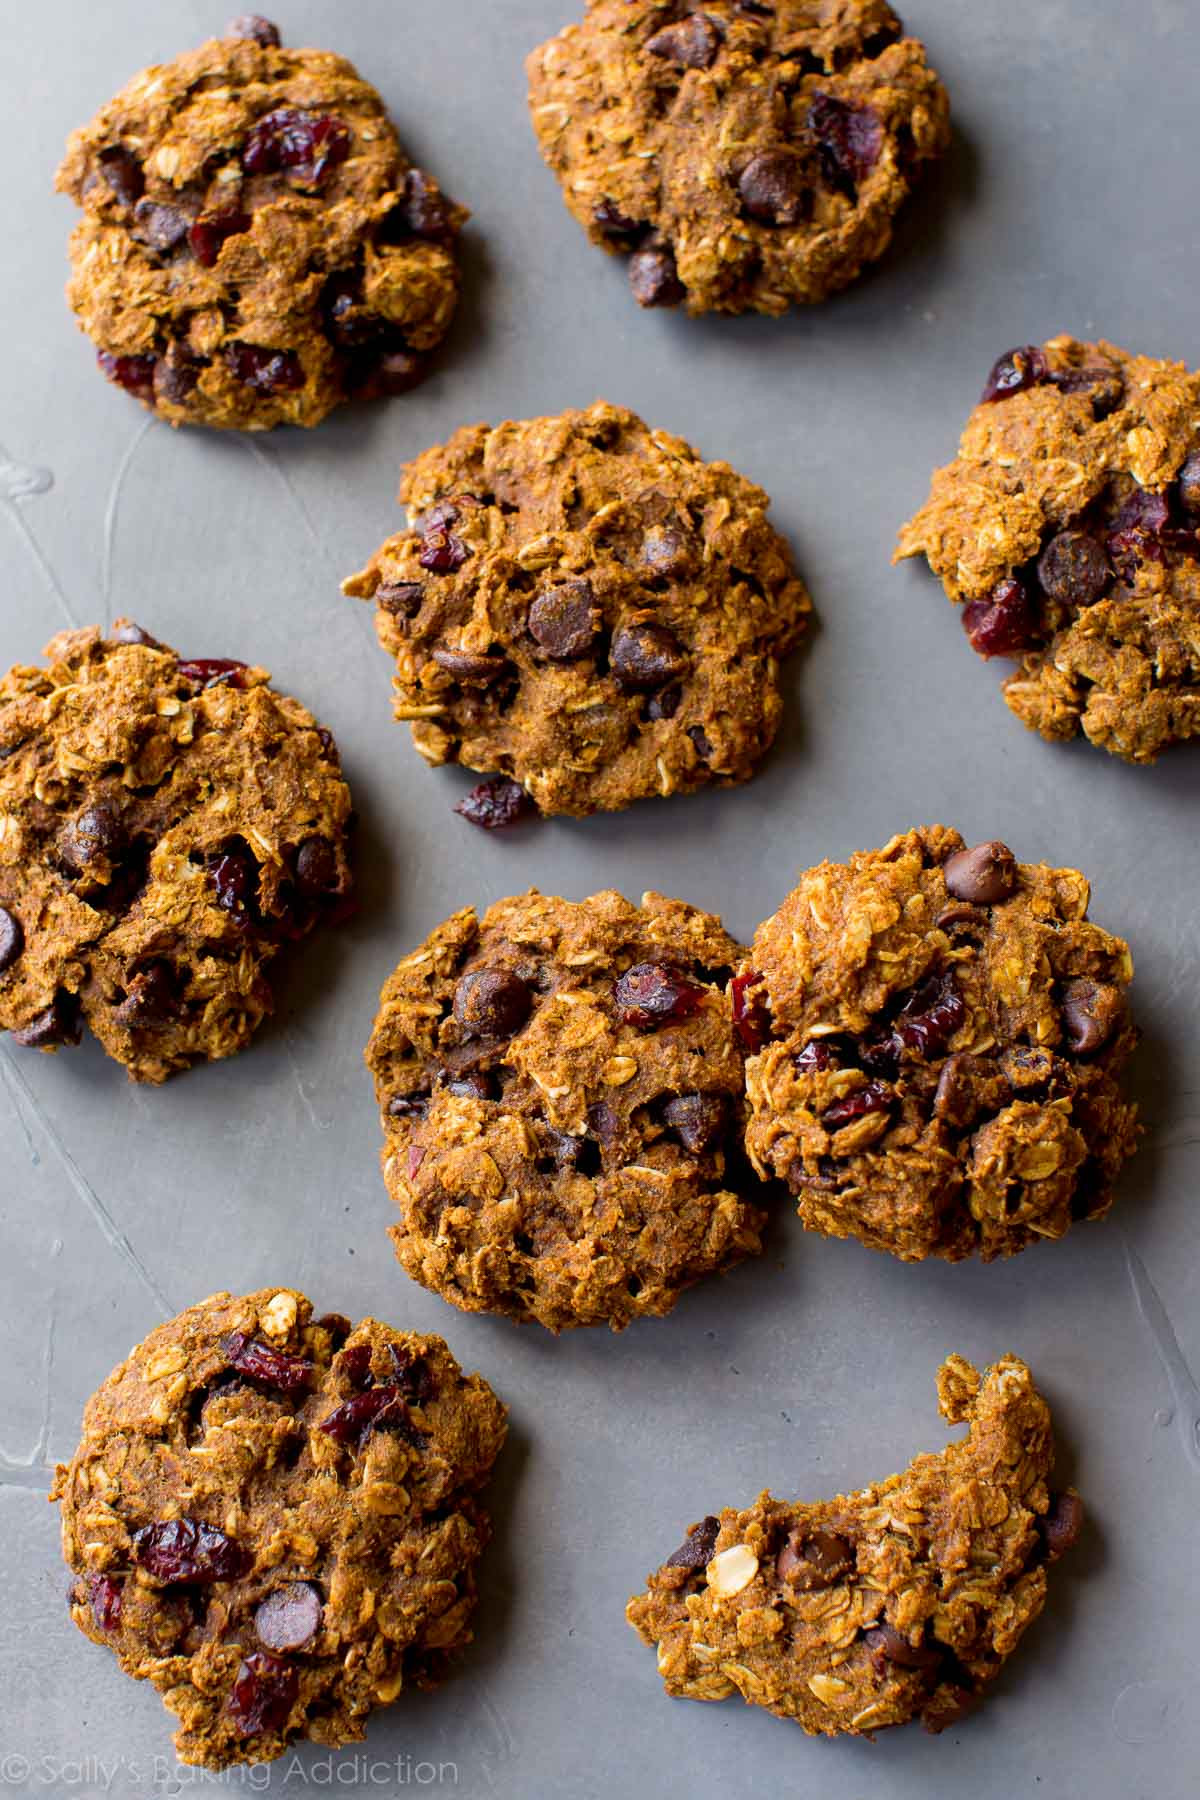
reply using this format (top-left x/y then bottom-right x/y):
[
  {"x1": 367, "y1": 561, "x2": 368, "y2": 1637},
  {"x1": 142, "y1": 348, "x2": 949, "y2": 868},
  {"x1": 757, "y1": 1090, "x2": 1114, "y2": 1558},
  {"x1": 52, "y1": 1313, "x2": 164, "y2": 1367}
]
[
  {"x1": 627, "y1": 1353, "x2": 1082, "y2": 1735},
  {"x1": 737, "y1": 825, "x2": 1139, "y2": 1259},
  {"x1": 896, "y1": 334, "x2": 1200, "y2": 760}
]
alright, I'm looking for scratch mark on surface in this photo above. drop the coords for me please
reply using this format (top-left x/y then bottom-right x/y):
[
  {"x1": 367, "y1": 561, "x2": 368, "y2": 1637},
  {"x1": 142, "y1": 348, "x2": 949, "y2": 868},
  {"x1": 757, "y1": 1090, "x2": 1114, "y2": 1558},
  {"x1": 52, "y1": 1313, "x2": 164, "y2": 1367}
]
[
  {"x1": 282, "y1": 1030, "x2": 323, "y2": 1130},
  {"x1": 101, "y1": 414, "x2": 156, "y2": 609},
  {"x1": 0, "y1": 440, "x2": 77, "y2": 628},
  {"x1": 243, "y1": 438, "x2": 381, "y2": 653},
  {"x1": 1121, "y1": 1231, "x2": 1200, "y2": 1471},
  {"x1": 0, "y1": 1048, "x2": 172, "y2": 1317},
  {"x1": 0, "y1": 1303, "x2": 56, "y2": 1489}
]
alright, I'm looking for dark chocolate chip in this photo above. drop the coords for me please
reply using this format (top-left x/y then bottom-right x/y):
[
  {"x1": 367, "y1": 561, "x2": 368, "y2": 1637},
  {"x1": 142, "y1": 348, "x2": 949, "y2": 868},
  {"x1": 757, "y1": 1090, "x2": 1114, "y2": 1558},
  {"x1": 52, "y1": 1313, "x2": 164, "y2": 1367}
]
[
  {"x1": 1037, "y1": 530, "x2": 1111, "y2": 608},
  {"x1": 737, "y1": 150, "x2": 809, "y2": 225},
  {"x1": 228, "y1": 14, "x2": 280, "y2": 45},
  {"x1": 611, "y1": 622, "x2": 687, "y2": 689},
  {"x1": 663, "y1": 1091, "x2": 728, "y2": 1154},
  {"x1": 629, "y1": 242, "x2": 684, "y2": 308},
  {"x1": 431, "y1": 647, "x2": 513, "y2": 683},
  {"x1": 255, "y1": 1582, "x2": 322, "y2": 1651},
  {"x1": 864, "y1": 1622, "x2": 943, "y2": 1671},
  {"x1": 375, "y1": 582, "x2": 425, "y2": 619},
  {"x1": 0, "y1": 906, "x2": 24, "y2": 973},
  {"x1": 59, "y1": 801, "x2": 126, "y2": 875},
  {"x1": 528, "y1": 580, "x2": 597, "y2": 660},
  {"x1": 12, "y1": 993, "x2": 80, "y2": 1049},
  {"x1": 132, "y1": 198, "x2": 192, "y2": 252},
  {"x1": 942, "y1": 841, "x2": 1017, "y2": 906},
  {"x1": 453, "y1": 968, "x2": 533, "y2": 1039},
  {"x1": 981, "y1": 346, "x2": 1050, "y2": 404},
  {"x1": 295, "y1": 837, "x2": 338, "y2": 898},
  {"x1": 644, "y1": 14, "x2": 721, "y2": 69},
  {"x1": 1060, "y1": 978, "x2": 1124, "y2": 1056},
  {"x1": 113, "y1": 960, "x2": 179, "y2": 1028},
  {"x1": 454, "y1": 776, "x2": 533, "y2": 830},
  {"x1": 665, "y1": 1515, "x2": 720, "y2": 1570},
  {"x1": 776, "y1": 1528, "x2": 852, "y2": 1587}
]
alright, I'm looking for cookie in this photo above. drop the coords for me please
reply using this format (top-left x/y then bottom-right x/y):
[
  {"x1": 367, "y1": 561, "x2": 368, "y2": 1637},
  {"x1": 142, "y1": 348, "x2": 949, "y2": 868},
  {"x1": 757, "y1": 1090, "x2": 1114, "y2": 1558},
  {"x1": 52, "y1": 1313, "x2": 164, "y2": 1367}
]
[
  {"x1": 0, "y1": 622, "x2": 352, "y2": 1081},
  {"x1": 896, "y1": 335, "x2": 1200, "y2": 761},
  {"x1": 735, "y1": 826, "x2": 1138, "y2": 1261},
  {"x1": 342, "y1": 401, "x2": 809, "y2": 818},
  {"x1": 52, "y1": 1287, "x2": 507, "y2": 1769},
  {"x1": 526, "y1": 1, "x2": 949, "y2": 316},
  {"x1": 627, "y1": 1353, "x2": 1082, "y2": 1736},
  {"x1": 365, "y1": 888, "x2": 764, "y2": 1331},
  {"x1": 55, "y1": 16, "x2": 466, "y2": 429}
]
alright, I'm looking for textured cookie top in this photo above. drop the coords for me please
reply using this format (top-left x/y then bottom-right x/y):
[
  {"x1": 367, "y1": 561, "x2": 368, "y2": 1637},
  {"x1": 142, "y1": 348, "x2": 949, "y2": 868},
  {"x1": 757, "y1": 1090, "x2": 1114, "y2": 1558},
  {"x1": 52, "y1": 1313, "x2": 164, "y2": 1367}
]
[
  {"x1": 53, "y1": 1287, "x2": 506, "y2": 1769},
  {"x1": 896, "y1": 335, "x2": 1200, "y2": 761},
  {"x1": 736, "y1": 825, "x2": 1138, "y2": 1260},
  {"x1": 628, "y1": 1353, "x2": 1082, "y2": 1737},
  {"x1": 55, "y1": 18, "x2": 465, "y2": 428},
  {"x1": 527, "y1": 0, "x2": 949, "y2": 315},
  {"x1": 0, "y1": 622, "x2": 351, "y2": 1081},
  {"x1": 366, "y1": 887, "x2": 764, "y2": 1331},
  {"x1": 343, "y1": 401, "x2": 809, "y2": 818}
]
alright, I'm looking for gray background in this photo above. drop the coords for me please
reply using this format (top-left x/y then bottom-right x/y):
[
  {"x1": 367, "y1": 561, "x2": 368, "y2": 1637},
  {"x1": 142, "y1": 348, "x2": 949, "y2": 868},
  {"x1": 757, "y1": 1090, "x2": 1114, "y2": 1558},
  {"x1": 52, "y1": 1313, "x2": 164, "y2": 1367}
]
[{"x1": 1, "y1": 2, "x2": 1197, "y2": 1796}]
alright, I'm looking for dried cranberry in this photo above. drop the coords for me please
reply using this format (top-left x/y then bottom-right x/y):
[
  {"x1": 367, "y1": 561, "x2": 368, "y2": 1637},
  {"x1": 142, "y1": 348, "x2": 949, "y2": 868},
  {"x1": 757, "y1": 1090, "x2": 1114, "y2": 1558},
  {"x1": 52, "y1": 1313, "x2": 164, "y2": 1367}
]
[
  {"x1": 664, "y1": 1515, "x2": 720, "y2": 1570},
  {"x1": 1038, "y1": 1490, "x2": 1084, "y2": 1559},
  {"x1": 177, "y1": 657, "x2": 248, "y2": 689},
  {"x1": 644, "y1": 14, "x2": 722, "y2": 68},
  {"x1": 629, "y1": 242, "x2": 684, "y2": 308},
  {"x1": 857, "y1": 1027, "x2": 901, "y2": 1078},
  {"x1": 387, "y1": 1344, "x2": 434, "y2": 1403},
  {"x1": 97, "y1": 350, "x2": 156, "y2": 397},
  {"x1": 1110, "y1": 487, "x2": 1171, "y2": 535},
  {"x1": 981, "y1": 346, "x2": 1050, "y2": 404},
  {"x1": 358, "y1": 348, "x2": 428, "y2": 397},
  {"x1": 227, "y1": 1650, "x2": 298, "y2": 1737},
  {"x1": 613, "y1": 961, "x2": 705, "y2": 1028},
  {"x1": 243, "y1": 108, "x2": 349, "y2": 184},
  {"x1": 731, "y1": 969, "x2": 769, "y2": 1051},
  {"x1": 962, "y1": 576, "x2": 1040, "y2": 657},
  {"x1": 398, "y1": 168, "x2": 454, "y2": 241},
  {"x1": 1106, "y1": 526, "x2": 1164, "y2": 577},
  {"x1": 1178, "y1": 450, "x2": 1200, "y2": 515},
  {"x1": 318, "y1": 1383, "x2": 426, "y2": 1449},
  {"x1": 228, "y1": 14, "x2": 281, "y2": 46},
  {"x1": 454, "y1": 776, "x2": 533, "y2": 830},
  {"x1": 895, "y1": 973, "x2": 965, "y2": 1058},
  {"x1": 189, "y1": 209, "x2": 251, "y2": 267},
  {"x1": 1037, "y1": 530, "x2": 1110, "y2": 608},
  {"x1": 99, "y1": 147, "x2": 143, "y2": 205},
  {"x1": 0, "y1": 907, "x2": 24, "y2": 973},
  {"x1": 220, "y1": 1331, "x2": 313, "y2": 1397},
  {"x1": 418, "y1": 526, "x2": 469, "y2": 573},
  {"x1": 86, "y1": 1573, "x2": 123, "y2": 1631},
  {"x1": 808, "y1": 94, "x2": 882, "y2": 195},
  {"x1": 794, "y1": 1037, "x2": 844, "y2": 1073},
  {"x1": 338, "y1": 1342, "x2": 374, "y2": 1388},
  {"x1": 737, "y1": 149, "x2": 809, "y2": 225},
  {"x1": 133, "y1": 1517, "x2": 247, "y2": 1584},
  {"x1": 823, "y1": 1082, "x2": 892, "y2": 1131},
  {"x1": 593, "y1": 198, "x2": 642, "y2": 238},
  {"x1": 225, "y1": 342, "x2": 303, "y2": 392},
  {"x1": 156, "y1": 350, "x2": 203, "y2": 404},
  {"x1": 207, "y1": 845, "x2": 257, "y2": 925}
]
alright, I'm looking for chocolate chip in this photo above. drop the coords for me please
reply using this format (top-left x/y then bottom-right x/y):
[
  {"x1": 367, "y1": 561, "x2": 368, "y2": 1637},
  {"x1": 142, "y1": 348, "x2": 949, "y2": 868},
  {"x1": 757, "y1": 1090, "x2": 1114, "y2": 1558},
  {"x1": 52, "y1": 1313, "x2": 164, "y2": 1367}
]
[
  {"x1": 295, "y1": 837, "x2": 338, "y2": 898},
  {"x1": 375, "y1": 582, "x2": 425, "y2": 620},
  {"x1": 132, "y1": 199, "x2": 192, "y2": 252},
  {"x1": 776, "y1": 1528, "x2": 852, "y2": 1587},
  {"x1": 528, "y1": 581, "x2": 597, "y2": 660},
  {"x1": 12, "y1": 994, "x2": 81, "y2": 1049},
  {"x1": 932, "y1": 1053, "x2": 981, "y2": 1130},
  {"x1": 586, "y1": 1099, "x2": 619, "y2": 1145},
  {"x1": 663, "y1": 1092, "x2": 728, "y2": 1154},
  {"x1": 1037, "y1": 530, "x2": 1111, "y2": 608},
  {"x1": 363, "y1": 349, "x2": 429, "y2": 397},
  {"x1": 629, "y1": 242, "x2": 684, "y2": 308},
  {"x1": 737, "y1": 150, "x2": 809, "y2": 225},
  {"x1": 228, "y1": 13, "x2": 280, "y2": 45},
  {"x1": 453, "y1": 968, "x2": 533, "y2": 1040},
  {"x1": 644, "y1": 14, "x2": 721, "y2": 69},
  {"x1": 639, "y1": 525, "x2": 694, "y2": 578},
  {"x1": 0, "y1": 907, "x2": 24, "y2": 973},
  {"x1": 1060, "y1": 978, "x2": 1124, "y2": 1056},
  {"x1": 59, "y1": 801, "x2": 126, "y2": 875},
  {"x1": 687, "y1": 723, "x2": 713, "y2": 762},
  {"x1": 156, "y1": 349, "x2": 203, "y2": 404},
  {"x1": 1178, "y1": 450, "x2": 1200, "y2": 515},
  {"x1": 1039, "y1": 1490, "x2": 1084, "y2": 1559},
  {"x1": 99, "y1": 147, "x2": 143, "y2": 206},
  {"x1": 108, "y1": 619, "x2": 163, "y2": 649},
  {"x1": 942, "y1": 841, "x2": 1017, "y2": 906},
  {"x1": 611, "y1": 622, "x2": 687, "y2": 689},
  {"x1": 255, "y1": 1582, "x2": 322, "y2": 1651},
  {"x1": 665, "y1": 1515, "x2": 720, "y2": 1570},
  {"x1": 593, "y1": 198, "x2": 642, "y2": 238},
  {"x1": 431, "y1": 647, "x2": 513, "y2": 684},
  {"x1": 113, "y1": 960, "x2": 179, "y2": 1027},
  {"x1": 387, "y1": 1093, "x2": 429, "y2": 1121},
  {"x1": 646, "y1": 683, "x2": 681, "y2": 721},
  {"x1": 865, "y1": 1622, "x2": 943, "y2": 1672},
  {"x1": 442, "y1": 1070, "x2": 497, "y2": 1102}
]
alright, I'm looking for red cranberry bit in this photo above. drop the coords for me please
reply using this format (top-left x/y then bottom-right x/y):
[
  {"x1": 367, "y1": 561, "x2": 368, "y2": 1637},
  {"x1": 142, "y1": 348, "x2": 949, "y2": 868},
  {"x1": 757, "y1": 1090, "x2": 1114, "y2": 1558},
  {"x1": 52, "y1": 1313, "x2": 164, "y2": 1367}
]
[
  {"x1": 189, "y1": 209, "x2": 251, "y2": 267},
  {"x1": 156, "y1": 350, "x2": 203, "y2": 405},
  {"x1": 0, "y1": 906, "x2": 24, "y2": 973},
  {"x1": 857, "y1": 1026, "x2": 901, "y2": 1078},
  {"x1": 361, "y1": 348, "x2": 428, "y2": 396},
  {"x1": 207, "y1": 845, "x2": 257, "y2": 925},
  {"x1": 664, "y1": 1515, "x2": 720, "y2": 1570},
  {"x1": 613, "y1": 961, "x2": 705, "y2": 1029},
  {"x1": 962, "y1": 576, "x2": 1041, "y2": 658},
  {"x1": 220, "y1": 1330, "x2": 313, "y2": 1396},
  {"x1": 418, "y1": 527, "x2": 469, "y2": 573},
  {"x1": 243, "y1": 108, "x2": 350, "y2": 185},
  {"x1": 228, "y1": 14, "x2": 281, "y2": 46},
  {"x1": 97, "y1": 350, "x2": 156, "y2": 398},
  {"x1": 177, "y1": 656, "x2": 248, "y2": 689},
  {"x1": 225, "y1": 341, "x2": 303, "y2": 393},
  {"x1": 99, "y1": 147, "x2": 144, "y2": 206},
  {"x1": 981, "y1": 346, "x2": 1050, "y2": 404},
  {"x1": 808, "y1": 94, "x2": 882, "y2": 196},
  {"x1": 1111, "y1": 487, "x2": 1171, "y2": 535},
  {"x1": 133, "y1": 1517, "x2": 247, "y2": 1584},
  {"x1": 399, "y1": 168, "x2": 454, "y2": 241},
  {"x1": 87, "y1": 1573, "x2": 123, "y2": 1631},
  {"x1": 730, "y1": 969, "x2": 769, "y2": 1052},
  {"x1": 228, "y1": 1649, "x2": 298, "y2": 1737},
  {"x1": 629, "y1": 241, "x2": 684, "y2": 308},
  {"x1": 794, "y1": 1037, "x2": 844, "y2": 1073},
  {"x1": 255, "y1": 1582, "x2": 322, "y2": 1651},
  {"x1": 338, "y1": 1342, "x2": 375, "y2": 1388},
  {"x1": 318, "y1": 1382, "x2": 426, "y2": 1449},
  {"x1": 388, "y1": 1343, "x2": 434, "y2": 1402},
  {"x1": 454, "y1": 776, "x2": 533, "y2": 830},
  {"x1": 895, "y1": 973, "x2": 965, "y2": 1058},
  {"x1": 822, "y1": 1081, "x2": 893, "y2": 1131}
]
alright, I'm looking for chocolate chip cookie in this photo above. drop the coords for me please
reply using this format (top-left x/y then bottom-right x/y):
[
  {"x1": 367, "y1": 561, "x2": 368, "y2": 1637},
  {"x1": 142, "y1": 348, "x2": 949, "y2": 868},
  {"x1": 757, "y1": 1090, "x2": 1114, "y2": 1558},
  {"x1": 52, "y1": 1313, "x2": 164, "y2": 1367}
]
[
  {"x1": 736, "y1": 826, "x2": 1138, "y2": 1260},
  {"x1": 628, "y1": 1353, "x2": 1082, "y2": 1736},
  {"x1": 342, "y1": 401, "x2": 809, "y2": 818},
  {"x1": 896, "y1": 336, "x2": 1200, "y2": 761},
  {"x1": 526, "y1": 1, "x2": 949, "y2": 315},
  {"x1": 52, "y1": 1287, "x2": 507, "y2": 1769},
  {"x1": 55, "y1": 16, "x2": 466, "y2": 428},
  {"x1": 0, "y1": 622, "x2": 351, "y2": 1081},
  {"x1": 365, "y1": 888, "x2": 764, "y2": 1331}
]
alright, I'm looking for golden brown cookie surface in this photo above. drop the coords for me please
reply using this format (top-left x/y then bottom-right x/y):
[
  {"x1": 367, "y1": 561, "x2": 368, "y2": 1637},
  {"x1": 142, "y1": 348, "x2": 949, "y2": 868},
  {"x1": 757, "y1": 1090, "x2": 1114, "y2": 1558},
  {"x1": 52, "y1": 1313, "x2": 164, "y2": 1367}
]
[
  {"x1": 366, "y1": 888, "x2": 765, "y2": 1330},
  {"x1": 896, "y1": 335, "x2": 1200, "y2": 761},
  {"x1": 736, "y1": 825, "x2": 1138, "y2": 1260},
  {"x1": 628, "y1": 1353, "x2": 1082, "y2": 1735},
  {"x1": 0, "y1": 621, "x2": 351, "y2": 1081},
  {"x1": 527, "y1": 1, "x2": 949, "y2": 315},
  {"x1": 342, "y1": 401, "x2": 809, "y2": 818},
  {"x1": 52, "y1": 1287, "x2": 507, "y2": 1769},
  {"x1": 55, "y1": 17, "x2": 465, "y2": 429}
]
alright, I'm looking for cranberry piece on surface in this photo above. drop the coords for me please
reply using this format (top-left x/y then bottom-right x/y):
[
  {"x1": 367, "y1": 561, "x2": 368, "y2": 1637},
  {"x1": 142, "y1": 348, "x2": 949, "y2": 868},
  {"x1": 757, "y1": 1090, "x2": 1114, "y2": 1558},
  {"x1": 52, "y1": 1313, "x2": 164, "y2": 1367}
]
[
  {"x1": 454, "y1": 776, "x2": 533, "y2": 830},
  {"x1": 822, "y1": 1082, "x2": 893, "y2": 1130},
  {"x1": 664, "y1": 1515, "x2": 720, "y2": 1570},
  {"x1": 1177, "y1": 450, "x2": 1200, "y2": 514},
  {"x1": 225, "y1": 342, "x2": 303, "y2": 393},
  {"x1": 338, "y1": 1342, "x2": 374, "y2": 1388},
  {"x1": 294, "y1": 837, "x2": 338, "y2": 898},
  {"x1": 962, "y1": 576, "x2": 1040, "y2": 658},
  {"x1": 255, "y1": 1582, "x2": 322, "y2": 1652},
  {"x1": 808, "y1": 93, "x2": 882, "y2": 195},
  {"x1": 613, "y1": 961, "x2": 705, "y2": 1028},
  {"x1": 1110, "y1": 487, "x2": 1171, "y2": 535},
  {"x1": 794, "y1": 1037, "x2": 845, "y2": 1074},
  {"x1": 189, "y1": 209, "x2": 251, "y2": 267},
  {"x1": 895, "y1": 973, "x2": 965, "y2": 1058},
  {"x1": 227, "y1": 1650, "x2": 298, "y2": 1737},
  {"x1": 243, "y1": 108, "x2": 350, "y2": 184},
  {"x1": 207, "y1": 845, "x2": 257, "y2": 925},
  {"x1": 644, "y1": 14, "x2": 722, "y2": 68},
  {"x1": 730, "y1": 969, "x2": 769, "y2": 1051},
  {"x1": 318, "y1": 1383, "x2": 426, "y2": 1449},
  {"x1": 361, "y1": 348, "x2": 428, "y2": 396},
  {"x1": 629, "y1": 242, "x2": 684, "y2": 308},
  {"x1": 228, "y1": 14, "x2": 281, "y2": 46},
  {"x1": 399, "y1": 168, "x2": 454, "y2": 241},
  {"x1": 0, "y1": 906, "x2": 24, "y2": 973},
  {"x1": 133, "y1": 1517, "x2": 247, "y2": 1584},
  {"x1": 220, "y1": 1331, "x2": 313, "y2": 1396},
  {"x1": 388, "y1": 1344, "x2": 434, "y2": 1402},
  {"x1": 86, "y1": 1573, "x2": 123, "y2": 1631},
  {"x1": 97, "y1": 350, "x2": 156, "y2": 398},
  {"x1": 418, "y1": 528, "x2": 468, "y2": 574},
  {"x1": 177, "y1": 656, "x2": 248, "y2": 689},
  {"x1": 1039, "y1": 1490, "x2": 1084, "y2": 1559},
  {"x1": 737, "y1": 149, "x2": 809, "y2": 225},
  {"x1": 1037, "y1": 529, "x2": 1110, "y2": 608},
  {"x1": 980, "y1": 346, "x2": 1050, "y2": 404}
]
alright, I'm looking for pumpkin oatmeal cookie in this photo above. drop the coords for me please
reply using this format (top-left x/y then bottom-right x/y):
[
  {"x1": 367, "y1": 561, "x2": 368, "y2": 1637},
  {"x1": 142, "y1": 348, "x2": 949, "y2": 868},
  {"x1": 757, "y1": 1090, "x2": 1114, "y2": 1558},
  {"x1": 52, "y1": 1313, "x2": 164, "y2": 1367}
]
[
  {"x1": 55, "y1": 15, "x2": 466, "y2": 428},
  {"x1": 735, "y1": 825, "x2": 1138, "y2": 1260},
  {"x1": 896, "y1": 335, "x2": 1200, "y2": 761},
  {"x1": 628, "y1": 1352, "x2": 1083, "y2": 1736},
  {"x1": 342, "y1": 401, "x2": 809, "y2": 819},
  {"x1": 365, "y1": 888, "x2": 764, "y2": 1330},
  {"x1": 52, "y1": 1287, "x2": 507, "y2": 1769},
  {"x1": 0, "y1": 621, "x2": 351, "y2": 1081},
  {"x1": 527, "y1": 0, "x2": 949, "y2": 315}
]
